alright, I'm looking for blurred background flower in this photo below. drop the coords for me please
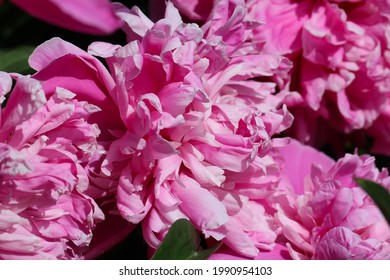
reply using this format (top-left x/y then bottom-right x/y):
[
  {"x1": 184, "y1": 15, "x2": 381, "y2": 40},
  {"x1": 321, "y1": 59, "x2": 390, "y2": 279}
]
[{"x1": 10, "y1": 0, "x2": 121, "y2": 35}]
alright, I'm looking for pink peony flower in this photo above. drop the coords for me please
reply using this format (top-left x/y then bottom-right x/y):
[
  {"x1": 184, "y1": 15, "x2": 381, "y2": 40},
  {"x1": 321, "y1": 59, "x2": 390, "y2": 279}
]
[
  {"x1": 165, "y1": 0, "x2": 390, "y2": 154},
  {"x1": 273, "y1": 139, "x2": 390, "y2": 259},
  {"x1": 10, "y1": 0, "x2": 121, "y2": 35},
  {"x1": 87, "y1": 1, "x2": 293, "y2": 258},
  {"x1": 250, "y1": 0, "x2": 390, "y2": 151},
  {"x1": 0, "y1": 72, "x2": 104, "y2": 259}
]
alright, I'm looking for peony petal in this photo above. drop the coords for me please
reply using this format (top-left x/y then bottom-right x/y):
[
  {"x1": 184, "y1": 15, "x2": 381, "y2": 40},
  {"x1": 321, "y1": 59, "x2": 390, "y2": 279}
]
[{"x1": 12, "y1": 0, "x2": 120, "y2": 35}]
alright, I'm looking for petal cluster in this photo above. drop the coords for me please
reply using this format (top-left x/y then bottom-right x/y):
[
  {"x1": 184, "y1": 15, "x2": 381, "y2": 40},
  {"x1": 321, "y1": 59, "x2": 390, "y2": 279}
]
[
  {"x1": 252, "y1": 0, "x2": 390, "y2": 148},
  {"x1": 88, "y1": 1, "x2": 293, "y2": 258},
  {"x1": 166, "y1": 0, "x2": 390, "y2": 152},
  {"x1": 10, "y1": 0, "x2": 121, "y2": 35},
  {"x1": 274, "y1": 139, "x2": 390, "y2": 259},
  {"x1": 0, "y1": 73, "x2": 104, "y2": 259}
]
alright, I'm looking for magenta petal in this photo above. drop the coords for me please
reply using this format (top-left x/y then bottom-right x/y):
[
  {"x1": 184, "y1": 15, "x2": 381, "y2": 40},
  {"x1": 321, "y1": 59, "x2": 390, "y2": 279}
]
[
  {"x1": 279, "y1": 139, "x2": 335, "y2": 195},
  {"x1": 12, "y1": 0, "x2": 121, "y2": 35},
  {"x1": 172, "y1": 175, "x2": 229, "y2": 231}
]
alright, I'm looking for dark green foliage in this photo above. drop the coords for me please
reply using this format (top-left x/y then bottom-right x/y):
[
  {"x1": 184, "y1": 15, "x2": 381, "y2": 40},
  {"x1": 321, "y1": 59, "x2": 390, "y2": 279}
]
[
  {"x1": 355, "y1": 178, "x2": 390, "y2": 226},
  {"x1": 152, "y1": 219, "x2": 221, "y2": 260}
]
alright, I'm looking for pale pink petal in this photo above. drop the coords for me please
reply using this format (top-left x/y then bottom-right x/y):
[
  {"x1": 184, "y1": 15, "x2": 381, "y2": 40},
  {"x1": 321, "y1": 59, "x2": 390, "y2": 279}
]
[{"x1": 172, "y1": 175, "x2": 229, "y2": 231}]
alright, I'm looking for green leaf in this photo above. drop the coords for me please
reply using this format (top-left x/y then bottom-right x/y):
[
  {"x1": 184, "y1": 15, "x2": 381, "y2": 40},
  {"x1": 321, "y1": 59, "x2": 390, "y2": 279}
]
[
  {"x1": 0, "y1": 45, "x2": 35, "y2": 74},
  {"x1": 355, "y1": 178, "x2": 390, "y2": 226},
  {"x1": 185, "y1": 242, "x2": 222, "y2": 260},
  {"x1": 151, "y1": 219, "x2": 221, "y2": 260}
]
